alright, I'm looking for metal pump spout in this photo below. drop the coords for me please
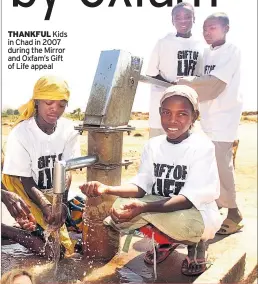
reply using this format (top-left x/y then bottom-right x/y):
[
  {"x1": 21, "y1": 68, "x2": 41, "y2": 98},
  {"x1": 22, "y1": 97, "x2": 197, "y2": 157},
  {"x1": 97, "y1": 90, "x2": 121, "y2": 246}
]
[
  {"x1": 53, "y1": 155, "x2": 99, "y2": 194},
  {"x1": 65, "y1": 155, "x2": 99, "y2": 172},
  {"x1": 53, "y1": 160, "x2": 66, "y2": 195},
  {"x1": 51, "y1": 155, "x2": 98, "y2": 228}
]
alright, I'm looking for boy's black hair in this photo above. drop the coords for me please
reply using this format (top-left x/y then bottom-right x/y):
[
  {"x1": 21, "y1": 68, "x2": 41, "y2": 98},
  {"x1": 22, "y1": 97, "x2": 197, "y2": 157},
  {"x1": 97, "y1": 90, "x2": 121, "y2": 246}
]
[
  {"x1": 206, "y1": 12, "x2": 229, "y2": 26},
  {"x1": 171, "y1": 2, "x2": 195, "y2": 17}
]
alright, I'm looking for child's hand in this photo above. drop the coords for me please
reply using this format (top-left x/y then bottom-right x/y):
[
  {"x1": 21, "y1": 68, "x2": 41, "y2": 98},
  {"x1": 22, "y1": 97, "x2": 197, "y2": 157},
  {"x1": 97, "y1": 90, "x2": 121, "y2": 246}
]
[
  {"x1": 2, "y1": 190, "x2": 33, "y2": 220},
  {"x1": 42, "y1": 203, "x2": 68, "y2": 229},
  {"x1": 79, "y1": 181, "x2": 108, "y2": 198},
  {"x1": 16, "y1": 214, "x2": 37, "y2": 231},
  {"x1": 110, "y1": 200, "x2": 146, "y2": 224}
]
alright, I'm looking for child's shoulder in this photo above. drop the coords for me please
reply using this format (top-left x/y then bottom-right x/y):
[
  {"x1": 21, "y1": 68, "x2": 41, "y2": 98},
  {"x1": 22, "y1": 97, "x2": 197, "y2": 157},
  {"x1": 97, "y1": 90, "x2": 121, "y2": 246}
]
[
  {"x1": 58, "y1": 117, "x2": 75, "y2": 127},
  {"x1": 148, "y1": 133, "x2": 214, "y2": 149},
  {"x1": 158, "y1": 33, "x2": 201, "y2": 43},
  {"x1": 188, "y1": 132, "x2": 215, "y2": 151},
  {"x1": 224, "y1": 42, "x2": 239, "y2": 49},
  {"x1": 207, "y1": 42, "x2": 240, "y2": 55},
  {"x1": 156, "y1": 32, "x2": 176, "y2": 43},
  {"x1": 57, "y1": 117, "x2": 77, "y2": 134},
  {"x1": 224, "y1": 42, "x2": 241, "y2": 55},
  {"x1": 147, "y1": 134, "x2": 167, "y2": 147},
  {"x1": 11, "y1": 117, "x2": 34, "y2": 134}
]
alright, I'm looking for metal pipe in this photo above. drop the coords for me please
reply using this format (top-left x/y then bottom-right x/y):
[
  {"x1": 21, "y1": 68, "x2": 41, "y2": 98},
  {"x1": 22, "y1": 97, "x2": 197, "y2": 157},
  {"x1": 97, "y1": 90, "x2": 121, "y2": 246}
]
[
  {"x1": 53, "y1": 160, "x2": 66, "y2": 194},
  {"x1": 139, "y1": 74, "x2": 171, "y2": 88},
  {"x1": 53, "y1": 155, "x2": 98, "y2": 194},
  {"x1": 52, "y1": 193, "x2": 63, "y2": 225},
  {"x1": 65, "y1": 155, "x2": 99, "y2": 171}
]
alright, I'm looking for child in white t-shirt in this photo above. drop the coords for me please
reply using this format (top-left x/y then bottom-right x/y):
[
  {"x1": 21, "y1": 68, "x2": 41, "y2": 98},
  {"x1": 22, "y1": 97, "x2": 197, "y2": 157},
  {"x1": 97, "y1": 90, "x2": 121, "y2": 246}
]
[
  {"x1": 176, "y1": 13, "x2": 244, "y2": 235},
  {"x1": 2, "y1": 76, "x2": 81, "y2": 258},
  {"x1": 146, "y1": 2, "x2": 203, "y2": 138},
  {"x1": 80, "y1": 85, "x2": 222, "y2": 276}
]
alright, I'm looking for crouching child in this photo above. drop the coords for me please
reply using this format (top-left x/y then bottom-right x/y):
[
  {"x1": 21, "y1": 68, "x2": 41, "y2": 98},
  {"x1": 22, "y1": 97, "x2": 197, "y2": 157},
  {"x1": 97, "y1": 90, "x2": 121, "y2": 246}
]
[{"x1": 80, "y1": 85, "x2": 223, "y2": 276}]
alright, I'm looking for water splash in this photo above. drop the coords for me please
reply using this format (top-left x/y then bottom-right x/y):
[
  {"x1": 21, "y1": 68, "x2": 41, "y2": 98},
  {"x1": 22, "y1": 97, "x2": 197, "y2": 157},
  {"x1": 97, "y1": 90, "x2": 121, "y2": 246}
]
[{"x1": 42, "y1": 225, "x2": 61, "y2": 275}]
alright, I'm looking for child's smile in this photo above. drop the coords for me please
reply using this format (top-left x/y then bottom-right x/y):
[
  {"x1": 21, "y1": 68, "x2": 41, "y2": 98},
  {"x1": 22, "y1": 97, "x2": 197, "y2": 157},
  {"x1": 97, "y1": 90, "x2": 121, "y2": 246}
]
[{"x1": 160, "y1": 95, "x2": 196, "y2": 142}]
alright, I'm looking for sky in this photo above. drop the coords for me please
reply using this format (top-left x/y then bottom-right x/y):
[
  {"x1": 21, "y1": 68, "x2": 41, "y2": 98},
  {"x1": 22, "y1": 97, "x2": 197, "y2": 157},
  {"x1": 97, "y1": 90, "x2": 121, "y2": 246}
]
[{"x1": 1, "y1": 0, "x2": 257, "y2": 113}]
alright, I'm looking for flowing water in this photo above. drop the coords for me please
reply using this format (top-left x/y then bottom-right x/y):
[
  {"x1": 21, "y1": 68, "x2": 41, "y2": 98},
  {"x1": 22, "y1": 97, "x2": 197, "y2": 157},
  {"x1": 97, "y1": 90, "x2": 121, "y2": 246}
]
[{"x1": 42, "y1": 226, "x2": 61, "y2": 276}]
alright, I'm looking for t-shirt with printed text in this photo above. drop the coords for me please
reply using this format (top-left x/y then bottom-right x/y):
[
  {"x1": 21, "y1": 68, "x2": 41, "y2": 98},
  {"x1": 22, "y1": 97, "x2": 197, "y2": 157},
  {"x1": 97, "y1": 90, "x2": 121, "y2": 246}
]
[
  {"x1": 200, "y1": 42, "x2": 243, "y2": 142},
  {"x1": 3, "y1": 117, "x2": 81, "y2": 194},
  {"x1": 131, "y1": 132, "x2": 222, "y2": 241},
  {"x1": 146, "y1": 33, "x2": 204, "y2": 129}
]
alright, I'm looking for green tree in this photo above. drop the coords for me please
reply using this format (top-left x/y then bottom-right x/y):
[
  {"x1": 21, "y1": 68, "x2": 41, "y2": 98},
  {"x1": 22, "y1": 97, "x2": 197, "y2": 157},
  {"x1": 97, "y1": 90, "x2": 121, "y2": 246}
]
[
  {"x1": 71, "y1": 108, "x2": 83, "y2": 120},
  {"x1": 6, "y1": 109, "x2": 14, "y2": 115}
]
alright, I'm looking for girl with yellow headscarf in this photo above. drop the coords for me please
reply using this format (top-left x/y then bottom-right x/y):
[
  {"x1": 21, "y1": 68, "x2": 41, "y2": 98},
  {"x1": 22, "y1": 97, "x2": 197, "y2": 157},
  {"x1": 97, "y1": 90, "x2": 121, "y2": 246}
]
[{"x1": 2, "y1": 75, "x2": 81, "y2": 257}]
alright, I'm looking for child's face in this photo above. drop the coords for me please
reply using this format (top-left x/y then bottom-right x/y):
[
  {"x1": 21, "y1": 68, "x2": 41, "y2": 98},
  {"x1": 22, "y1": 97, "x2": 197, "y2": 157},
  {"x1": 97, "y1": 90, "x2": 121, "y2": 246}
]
[
  {"x1": 37, "y1": 99, "x2": 67, "y2": 124},
  {"x1": 172, "y1": 6, "x2": 194, "y2": 35},
  {"x1": 160, "y1": 95, "x2": 196, "y2": 142},
  {"x1": 203, "y1": 18, "x2": 228, "y2": 45}
]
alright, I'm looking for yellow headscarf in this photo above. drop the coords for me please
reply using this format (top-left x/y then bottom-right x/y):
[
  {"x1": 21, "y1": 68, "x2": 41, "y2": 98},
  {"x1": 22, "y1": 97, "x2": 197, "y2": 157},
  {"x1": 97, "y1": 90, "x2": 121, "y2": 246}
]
[
  {"x1": 14, "y1": 75, "x2": 70, "y2": 126},
  {"x1": 2, "y1": 76, "x2": 75, "y2": 255}
]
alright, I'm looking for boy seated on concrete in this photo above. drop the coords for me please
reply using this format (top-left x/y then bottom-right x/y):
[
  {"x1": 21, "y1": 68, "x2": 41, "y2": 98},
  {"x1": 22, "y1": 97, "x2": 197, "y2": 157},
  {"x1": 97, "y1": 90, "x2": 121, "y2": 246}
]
[{"x1": 80, "y1": 85, "x2": 222, "y2": 276}]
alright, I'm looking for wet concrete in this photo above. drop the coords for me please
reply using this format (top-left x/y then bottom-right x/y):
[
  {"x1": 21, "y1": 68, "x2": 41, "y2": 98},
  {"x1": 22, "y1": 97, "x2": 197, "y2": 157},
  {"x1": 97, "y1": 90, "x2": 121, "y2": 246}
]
[{"x1": 1, "y1": 205, "x2": 256, "y2": 284}]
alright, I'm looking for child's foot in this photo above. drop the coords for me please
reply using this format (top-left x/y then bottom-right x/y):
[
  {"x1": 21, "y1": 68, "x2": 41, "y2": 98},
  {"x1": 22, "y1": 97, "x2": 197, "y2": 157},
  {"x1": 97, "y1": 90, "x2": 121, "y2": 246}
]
[
  {"x1": 227, "y1": 208, "x2": 243, "y2": 224},
  {"x1": 181, "y1": 241, "x2": 209, "y2": 276},
  {"x1": 144, "y1": 243, "x2": 179, "y2": 265},
  {"x1": 217, "y1": 208, "x2": 243, "y2": 235}
]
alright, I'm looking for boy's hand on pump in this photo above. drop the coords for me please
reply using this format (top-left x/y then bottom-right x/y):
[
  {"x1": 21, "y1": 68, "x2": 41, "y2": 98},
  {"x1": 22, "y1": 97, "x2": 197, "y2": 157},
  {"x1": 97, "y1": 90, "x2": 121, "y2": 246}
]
[
  {"x1": 79, "y1": 181, "x2": 108, "y2": 198},
  {"x1": 110, "y1": 200, "x2": 147, "y2": 223}
]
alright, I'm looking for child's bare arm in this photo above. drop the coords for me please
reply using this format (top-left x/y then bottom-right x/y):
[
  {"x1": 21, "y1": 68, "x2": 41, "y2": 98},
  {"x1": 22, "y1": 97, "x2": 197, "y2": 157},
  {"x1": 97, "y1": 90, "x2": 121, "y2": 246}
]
[
  {"x1": 21, "y1": 177, "x2": 52, "y2": 209},
  {"x1": 110, "y1": 195, "x2": 193, "y2": 224},
  {"x1": 176, "y1": 75, "x2": 226, "y2": 102},
  {"x1": 148, "y1": 74, "x2": 171, "y2": 84},
  {"x1": 142, "y1": 194, "x2": 192, "y2": 213},
  {"x1": 80, "y1": 181, "x2": 146, "y2": 198},
  {"x1": 21, "y1": 176, "x2": 67, "y2": 228},
  {"x1": 106, "y1": 184, "x2": 146, "y2": 198}
]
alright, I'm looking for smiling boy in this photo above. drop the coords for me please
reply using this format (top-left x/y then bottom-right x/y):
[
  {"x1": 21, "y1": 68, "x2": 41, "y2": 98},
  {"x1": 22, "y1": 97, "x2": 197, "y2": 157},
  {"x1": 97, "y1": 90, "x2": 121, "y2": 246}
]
[
  {"x1": 176, "y1": 13, "x2": 243, "y2": 235},
  {"x1": 146, "y1": 2, "x2": 203, "y2": 137},
  {"x1": 80, "y1": 85, "x2": 222, "y2": 276}
]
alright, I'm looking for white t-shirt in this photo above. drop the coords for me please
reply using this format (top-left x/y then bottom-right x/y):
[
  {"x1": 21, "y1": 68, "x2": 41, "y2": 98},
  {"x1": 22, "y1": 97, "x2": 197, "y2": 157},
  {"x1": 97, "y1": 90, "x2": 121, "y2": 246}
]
[
  {"x1": 146, "y1": 33, "x2": 204, "y2": 129},
  {"x1": 131, "y1": 132, "x2": 222, "y2": 241},
  {"x1": 3, "y1": 117, "x2": 81, "y2": 194},
  {"x1": 200, "y1": 42, "x2": 243, "y2": 142}
]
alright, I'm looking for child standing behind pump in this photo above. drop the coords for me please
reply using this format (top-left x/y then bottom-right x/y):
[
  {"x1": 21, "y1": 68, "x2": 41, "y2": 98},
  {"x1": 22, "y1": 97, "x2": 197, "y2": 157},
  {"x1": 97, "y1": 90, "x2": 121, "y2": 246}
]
[
  {"x1": 176, "y1": 12, "x2": 244, "y2": 235},
  {"x1": 146, "y1": 2, "x2": 203, "y2": 138},
  {"x1": 80, "y1": 85, "x2": 222, "y2": 276}
]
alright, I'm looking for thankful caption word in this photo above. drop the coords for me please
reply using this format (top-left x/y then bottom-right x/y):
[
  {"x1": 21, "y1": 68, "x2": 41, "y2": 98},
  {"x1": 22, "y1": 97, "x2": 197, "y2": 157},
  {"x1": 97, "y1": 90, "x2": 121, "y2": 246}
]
[{"x1": 7, "y1": 31, "x2": 67, "y2": 71}]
